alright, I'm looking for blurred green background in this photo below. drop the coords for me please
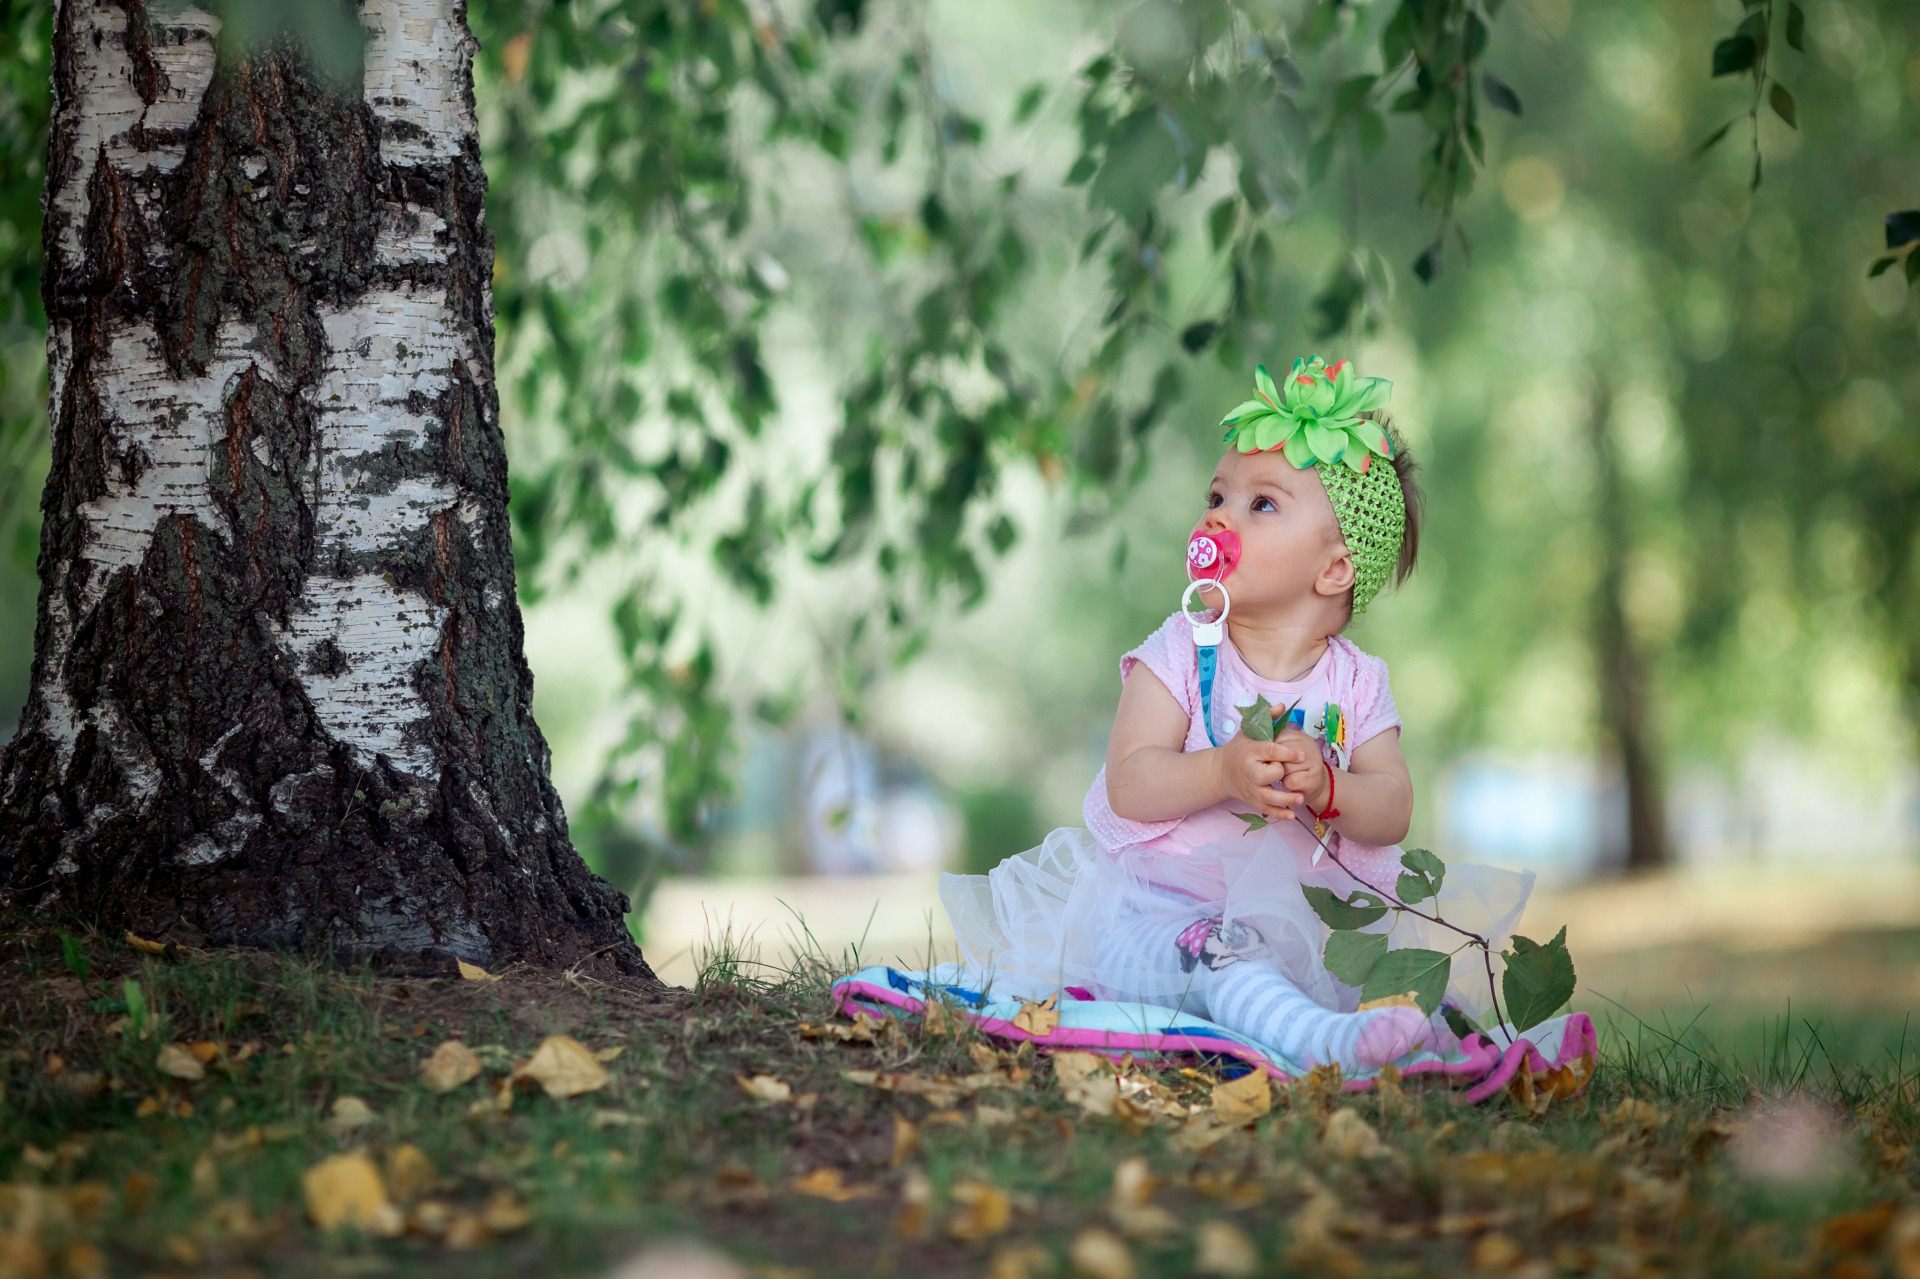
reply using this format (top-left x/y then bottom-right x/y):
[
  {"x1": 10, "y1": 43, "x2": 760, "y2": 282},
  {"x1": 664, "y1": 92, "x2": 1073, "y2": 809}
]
[{"x1": 2, "y1": 0, "x2": 1917, "y2": 1002}]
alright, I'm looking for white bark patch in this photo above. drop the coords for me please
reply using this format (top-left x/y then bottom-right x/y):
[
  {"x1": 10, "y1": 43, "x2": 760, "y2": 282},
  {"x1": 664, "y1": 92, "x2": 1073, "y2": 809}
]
[
  {"x1": 310, "y1": 289, "x2": 464, "y2": 554},
  {"x1": 276, "y1": 287, "x2": 474, "y2": 778},
  {"x1": 276, "y1": 574, "x2": 448, "y2": 778},
  {"x1": 361, "y1": 0, "x2": 477, "y2": 166},
  {"x1": 375, "y1": 200, "x2": 450, "y2": 265},
  {"x1": 77, "y1": 320, "x2": 269, "y2": 607},
  {"x1": 47, "y1": 2, "x2": 220, "y2": 264}
]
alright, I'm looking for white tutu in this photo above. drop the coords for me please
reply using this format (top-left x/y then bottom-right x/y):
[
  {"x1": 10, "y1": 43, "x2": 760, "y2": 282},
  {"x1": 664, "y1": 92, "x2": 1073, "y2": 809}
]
[{"x1": 941, "y1": 824, "x2": 1534, "y2": 1025}]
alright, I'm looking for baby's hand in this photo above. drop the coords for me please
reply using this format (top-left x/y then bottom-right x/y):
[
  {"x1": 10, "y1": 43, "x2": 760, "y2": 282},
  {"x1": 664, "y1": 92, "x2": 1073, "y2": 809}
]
[
  {"x1": 1276, "y1": 727, "x2": 1332, "y2": 813},
  {"x1": 1213, "y1": 731, "x2": 1312, "y2": 822}
]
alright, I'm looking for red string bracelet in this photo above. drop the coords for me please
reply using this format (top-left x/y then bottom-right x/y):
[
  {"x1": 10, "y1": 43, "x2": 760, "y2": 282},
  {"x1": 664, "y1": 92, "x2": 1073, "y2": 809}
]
[{"x1": 1313, "y1": 760, "x2": 1341, "y2": 838}]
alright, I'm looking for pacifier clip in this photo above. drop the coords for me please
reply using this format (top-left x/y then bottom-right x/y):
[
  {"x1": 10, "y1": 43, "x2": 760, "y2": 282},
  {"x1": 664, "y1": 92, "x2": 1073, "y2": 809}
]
[{"x1": 1181, "y1": 575, "x2": 1231, "y2": 747}]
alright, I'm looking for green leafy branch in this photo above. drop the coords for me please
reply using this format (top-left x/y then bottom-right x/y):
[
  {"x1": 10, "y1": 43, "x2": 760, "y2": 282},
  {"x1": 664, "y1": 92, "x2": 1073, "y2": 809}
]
[
  {"x1": 1225, "y1": 701, "x2": 1575, "y2": 1041},
  {"x1": 1693, "y1": 0, "x2": 1804, "y2": 190},
  {"x1": 1869, "y1": 211, "x2": 1920, "y2": 289}
]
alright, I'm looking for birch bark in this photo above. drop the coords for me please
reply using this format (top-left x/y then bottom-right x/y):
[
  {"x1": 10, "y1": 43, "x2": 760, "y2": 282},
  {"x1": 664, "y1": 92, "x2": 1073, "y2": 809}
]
[{"x1": 0, "y1": 0, "x2": 649, "y2": 975}]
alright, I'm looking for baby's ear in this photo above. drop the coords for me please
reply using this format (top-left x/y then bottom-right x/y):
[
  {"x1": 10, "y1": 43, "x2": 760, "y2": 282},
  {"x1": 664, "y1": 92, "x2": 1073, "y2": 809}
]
[{"x1": 1317, "y1": 548, "x2": 1357, "y2": 596}]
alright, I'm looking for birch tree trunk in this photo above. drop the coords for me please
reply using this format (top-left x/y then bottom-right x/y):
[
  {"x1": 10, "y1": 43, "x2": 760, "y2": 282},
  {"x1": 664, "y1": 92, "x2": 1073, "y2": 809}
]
[{"x1": 0, "y1": 0, "x2": 650, "y2": 976}]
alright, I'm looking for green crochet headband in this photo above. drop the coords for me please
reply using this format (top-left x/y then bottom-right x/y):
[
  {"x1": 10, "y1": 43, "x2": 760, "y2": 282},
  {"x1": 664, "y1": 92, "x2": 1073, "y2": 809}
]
[{"x1": 1219, "y1": 356, "x2": 1406, "y2": 613}]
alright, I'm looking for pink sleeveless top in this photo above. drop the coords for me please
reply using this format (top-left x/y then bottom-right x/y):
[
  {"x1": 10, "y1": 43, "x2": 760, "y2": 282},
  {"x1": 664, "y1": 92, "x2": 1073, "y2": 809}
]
[{"x1": 1082, "y1": 611, "x2": 1405, "y2": 885}]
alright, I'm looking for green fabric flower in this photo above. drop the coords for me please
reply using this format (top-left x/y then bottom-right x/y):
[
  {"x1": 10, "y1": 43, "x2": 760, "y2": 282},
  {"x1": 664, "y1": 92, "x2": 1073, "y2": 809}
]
[
  {"x1": 1219, "y1": 356, "x2": 1395, "y2": 472},
  {"x1": 1217, "y1": 356, "x2": 1406, "y2": 613}
]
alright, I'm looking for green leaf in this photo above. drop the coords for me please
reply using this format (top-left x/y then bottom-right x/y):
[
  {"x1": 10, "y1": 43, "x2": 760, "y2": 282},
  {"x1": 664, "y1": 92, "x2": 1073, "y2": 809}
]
[
  {"x1": 1180, "y1": 321, "x2": 1219, "y2": 353},
  {"x1": 1237, "y1": 695, "x2": 1275, "y2": 742},
  {"x1": 124, "y1": 979, "x2": 148, "y2": 1039},
  {"x1": 59, "y1": 933, "x2": 90, "y2": 986},
  {"x1": 1887, "y1": 210, "x2": 1920, "y2": 250},
  {"x1": 1332, "y1": 74, "x2": 1378, "y2": 124},
  {"x1": 1207, "y1": 197, "x2": 1237, "y2": 251},
  {"x1": 1356, "y1": 109, "x2": 1387, "y2": 159},
  {"x1": 87, "y1": 995, "x2": 128, "y2": 1015},
  {"x1": 1324, "y1": 930, "x2": 1389, "y2": 986},
  {"x1": 1065, "y1": 153, "x2": 1097, "y2": 186},
  {"x1": 1396, "y1": 847, "x2": 1445, "y2": 905},
  {"x1": 1360, "y1": 948, "x2": 1452, "y2": 1015},
  {"x1": 1307, "y1": 133, "x2": 1335, "y2": 187},
  {"x1": 1013, "y1": 82, "x2": 1046, "y2": 125},
  {"x1": 1481, "y1": 72, "x2": 1522, "y2": 117},
  {"x1": 1785, "y1": 1, "x2": 1805, "y2": 50},
  {"x1": 1690, "y1": 119, "x2": 1735, "y2": 159},
  {"x1": 1868, "y1": 254, "x2": 1899, "y2": 278},
  {"x1": 1442, "y1": 1005, "x2": 1483, "y2": 1042},
  {"x1": 1302, "y1": 885, "x2": 1390, "y2": 930},
  {"x1": 1712, "y1": 34, "x2": 1757, "y2": 77},
  {"x1": 1769, "y1": 82, "x2": 1797, "y2": 129},
  {"x1": 1232, "y1": 811, "x2": 1272, "y2": 832},
  {"x1": 1501, "y1": 927, "x2": 1577, "y2": 1033},
  {"x1": 1906, "y1": 249, "x2": 1920, "y2": 286}
]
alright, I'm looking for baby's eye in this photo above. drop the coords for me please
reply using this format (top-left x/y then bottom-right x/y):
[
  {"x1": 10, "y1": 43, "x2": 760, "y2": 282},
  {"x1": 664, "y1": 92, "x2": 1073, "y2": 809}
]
[
  {"x1": 1207, "y1": 491, "x2": 1224, "y2": 509},
  {"x1": 1251, "y1": 496, "x2": 1276, "y2": 513}
]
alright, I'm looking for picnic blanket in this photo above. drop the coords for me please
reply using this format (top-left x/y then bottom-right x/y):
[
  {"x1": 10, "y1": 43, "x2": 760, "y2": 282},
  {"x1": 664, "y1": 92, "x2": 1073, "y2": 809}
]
[{"x1": 831, "y1": 963, "x2": 1596, "y2": 1105}]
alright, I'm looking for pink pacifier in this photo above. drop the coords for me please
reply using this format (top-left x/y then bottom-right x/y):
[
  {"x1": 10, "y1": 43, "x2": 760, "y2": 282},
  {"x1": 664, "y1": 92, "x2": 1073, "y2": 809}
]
[{"x1": 1186, "y1": 530, "x2": 1241, "y2": 583}]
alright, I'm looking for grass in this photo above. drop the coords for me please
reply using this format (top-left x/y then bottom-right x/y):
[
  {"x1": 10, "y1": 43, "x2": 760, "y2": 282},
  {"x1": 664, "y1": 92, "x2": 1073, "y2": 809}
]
[{"x1": 3, "y1": 914, "x2": 1919, "y2": 1279}]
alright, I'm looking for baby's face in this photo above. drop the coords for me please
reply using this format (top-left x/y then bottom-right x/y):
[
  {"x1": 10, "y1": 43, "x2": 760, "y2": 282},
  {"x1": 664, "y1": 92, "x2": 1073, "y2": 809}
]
[{"x1": 1194, "y1": 447, "x2": 1345, "y2": 611}]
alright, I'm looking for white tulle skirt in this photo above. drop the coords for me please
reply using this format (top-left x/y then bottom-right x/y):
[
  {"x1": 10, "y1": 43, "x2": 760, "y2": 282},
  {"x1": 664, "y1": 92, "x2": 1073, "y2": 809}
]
[{"x1": 940, "y1": 826, "x2": 1535, "y2": 1025}]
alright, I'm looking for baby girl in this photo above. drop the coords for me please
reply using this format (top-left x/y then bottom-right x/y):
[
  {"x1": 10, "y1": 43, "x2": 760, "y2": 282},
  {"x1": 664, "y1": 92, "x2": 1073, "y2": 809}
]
[{"x1": 940, "y1": 357, "x2": 1528, "y2": 1075}]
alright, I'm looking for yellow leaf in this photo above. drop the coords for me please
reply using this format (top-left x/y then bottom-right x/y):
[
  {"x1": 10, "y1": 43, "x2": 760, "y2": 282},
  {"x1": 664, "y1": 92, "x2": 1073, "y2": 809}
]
[
  {"x1": 946, "y1": 1179, "x2": 1012, "y2": 1240},
  {"x1": 301, "y1": 1152, "x2": 402, "y2": 1236},
  {"x1": 590, "y1": 1109, "x2": 643, "y2": 1128},
  {"x1": 1211, "y1": 1071, "x2": 1272, "y2": 1126},
  {"x1": 890, "y1": 1114, "x2": 918, "y2": 1168},
  {"x1": 326, "y1": 1096, "x2": 378, "y2": 1136},
  {"x1": 1470, "y1": 1233, "x2": 1523, "y2": 1270},
  {"x1": 736, "y1": 1074, "x2": 792, "y2": 1103},
  {"x1": 1070, "y1": 1227, "x2": 1136, "y2": 1279},
  {"x1": 185, "y1": 1041, "x2": 221, "y2": 1065},
  {"x1": 456, "y1": 959, "x2": 501, "y2": 982},
  {"x1": 1195, "y1": 1220, "x2": 1259, "y2": 1277},
  {"x1": 922, "y1": 999, "x2": 956, "y2": 1037},
  {"x1": 987, "y1": 1243, "x2": 1055, "y2": 1279},
  {"x1": 897, "y1": 1168, "x2": 932, "y2": 1240},
  {"x1": 1356, "y1": 992, "x2": 1419, "y2": 1011},
  {"x1": 792, "y1": 1168, "x2": 879, "y2": 1202},
  {"x1": 420, "y1": 1040, "x2": 483, "y2": 1093},
  {"x1": 593, "y1": 1045, "x2": 625, "y2": 1063},
  {"x1": 480, "y1": 1189, "x2": 532, "y2": 1233},
  {"x1": 1321, "y1": 1108, "x2": 1387, "y2": 1160},
  {"x1": 155, "y1": 1043, "x2": 205, "y2": 1081},
  {"x1": 513, "y1": 1036, "x2": 610, "y2": 1099},
  {"x1": 386, "y1": 1144, "x2": 434, "y2": 1201},
  {"x1": 1013, "y1": 994, "x2": 1059, "y2": 1037},
  {"x1": 1109, "y1": 1157, "x2": 1177, "y2": 1239},
  {"x1": 1172, "y1": 1114, "x2": 1231, "y2": 1153},
  {"x1": 1603, "y1": 1098, "x2": 1667, "y2": 1133},
  {"x1": 443, "y1": 1211, "x2": 492, "y2": 1249},
  {"x1": 1053, "y1": 1051, "x2": 1119, "y2": 1117},
  {"x1": 124, "y1": 931, "x2": 166, "y2": 954}
]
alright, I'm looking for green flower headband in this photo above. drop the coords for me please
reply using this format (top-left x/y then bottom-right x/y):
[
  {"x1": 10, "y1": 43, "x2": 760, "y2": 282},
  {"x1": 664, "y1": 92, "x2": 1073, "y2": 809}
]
[{"x1": 1219, "y1": 356, "x2": 1407, "y2": 612}]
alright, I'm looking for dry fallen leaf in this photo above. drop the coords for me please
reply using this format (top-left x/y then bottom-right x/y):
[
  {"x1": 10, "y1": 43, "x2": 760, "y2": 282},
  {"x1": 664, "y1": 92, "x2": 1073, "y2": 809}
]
[
  {"x1": 1603, "y1": 1098, "x2": 1667, "y2": 1134},
  {"x1": 791, "y1": 1168, "x2": 879, "y2": 1202},
  {"x1": 155, "y1": 1043, "x2": 206, "y2": 1081},
  {"x1": 987, "y1": 1243, "x2": 1055, "y2": 1279},
  {"x1": 514, "y1": 1035, "x2": 611, "y2": 1099},
  {"x1": 125, "y1": 931, "x2": 167, "y2": 954},
  {"x1": 302, "y1": 1152, "x2": 403, "y2": 1236},
  {"x1": 1070, "y1": 1227, "x2": 1136, "y2": 1279},
  {"x1": 1470, "y1": 1233, "x2": 1523, "y2": 1270},
  {"x1": 1321, "y1": 1108, "x2": 1387, "y2": 1160},
  {"x1": 922, "y1": 998, "x2": 957, "y2": 1037},
  {"x1": 420, "y1": 1040, "x2": 484, "y2": 1093},
  {"x1": 946, "y1": 1179, "x2": 1012, "y2": 1241},
  {"x1": 890, "y1": 1114, "x2": 919, "y2": 1168},
  {"x1": 326, "y1": 1096, "x2": 378, "y2": 1137},
  {"x1": 1172, "y1": 1114, "x2": 1231, "y2": 1153},
  {"x1": 1211, "y1": 1071, "x2": 1272, "y2": 1125},
  {"x1": 386, "y1": 1145, "x2": 434, "y2": 1201},
  {"x1": 1109, "y1": 1157, "x2": 1177, "y2": 1239},
  {"x1": 1013, "y1": 994, "x2": 1060, "y2": 1037},
  {"x1": 456, "y1": 959, "x2": 501, "y2": 982},
  {"x1": 442, "y1": 1211, "x2": 492, "y2": 1250},
  {"x1": 186, "y1": 1041, "x2": 221, "y2": 1065},
  {"x1": 481, "y1": 1189, "x2": 532, "y2": 1233},
  {"x1": 799, "y1": 1016, "x2": 881, "y2": 1043},
  {"x1": 736, "y1": 1074, "x2": 793, "y2": 1103},
  {"x1": 591, "y1": 1109, "x2": 644, "y2": 1129},
  {"x1": 1053, "y1": 1051, "x2": 1119, "y2": 1117},
  {"x1": 897, "y1": 1168, "x2": 932, "y2": 1240},
  {"x1": 594, "y1": 1046, "x2": 625, "y2": 1063},
  {"x1": 1194, "y1": 1220, "x2": 1259, "y2": 1277}
]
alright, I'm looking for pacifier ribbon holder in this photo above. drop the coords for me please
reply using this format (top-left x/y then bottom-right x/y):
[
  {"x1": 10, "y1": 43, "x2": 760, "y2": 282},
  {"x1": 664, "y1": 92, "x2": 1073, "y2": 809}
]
[{"x1": 1185, "y1": 531, "x2": 1238, "y2": 746}]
